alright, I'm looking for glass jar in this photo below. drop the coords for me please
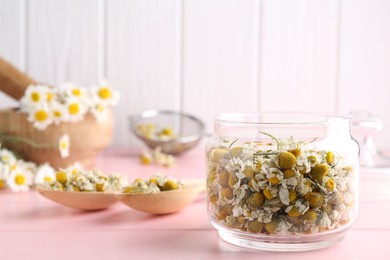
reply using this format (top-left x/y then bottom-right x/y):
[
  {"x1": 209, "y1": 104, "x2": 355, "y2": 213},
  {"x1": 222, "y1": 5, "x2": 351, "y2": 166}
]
[{"x1": 206, "y1": 113, "x2": 359, "y2": 251}]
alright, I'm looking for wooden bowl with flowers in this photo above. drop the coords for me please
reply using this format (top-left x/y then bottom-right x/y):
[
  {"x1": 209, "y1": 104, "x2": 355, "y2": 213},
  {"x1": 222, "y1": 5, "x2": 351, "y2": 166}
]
[{"x1": 0, "y1": 57, "x2": 116, "y2": 169}]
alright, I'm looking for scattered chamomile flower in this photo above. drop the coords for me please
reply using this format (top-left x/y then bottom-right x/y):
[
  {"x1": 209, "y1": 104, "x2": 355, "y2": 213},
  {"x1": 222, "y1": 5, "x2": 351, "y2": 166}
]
[
  {"x1": 0, "y1": 142, "x2": 80, "y2": 192},
  {"x1": 6, "y1": 165, "x2": 34, "y2": 192},
  {"x1": 0, "y1": 164, "x2": 10, "y2": 190},
  {"x1": 34, "y1": 164, "x2": 56, "y2": 184},
  {"x1": 140, "y1": 147, "x2": 176, "y2": 168},
  {"x1": 58, "y1": 134, "x2": 70, "y2": 158},
  {"x1": 0, "y1": 148, "x2": 17, "y2": 165}
]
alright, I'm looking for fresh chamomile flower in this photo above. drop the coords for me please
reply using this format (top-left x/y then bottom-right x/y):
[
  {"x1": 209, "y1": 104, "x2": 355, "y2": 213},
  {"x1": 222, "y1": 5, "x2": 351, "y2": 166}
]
[
  {"x1": 34, "y1": 164, "x2": 56, "y2": 184},
  {"x1": 0, "y1": 164, "x2": 10, "y2": 190},
  {"x1": 65, "y1": 98, "x2": 87, "y2": 122},
  {"x1": 6, "y1": 165, "x2": 34, "y2": 192},
  {"x1": 91, "y1": 82, "x2": 120, "y2": 106},
  {"x1": 20, "y1": 84, "x2": 53, "y2": 109},
  {"x1": 50, "y1": 101, "x2": 69, "y2": 125},
  {"x1": 64, "y1": 162, "x2": 84, "y2": 177},
  {"x1": 60, "y1": 82, "x2": 89, "y2": 101},
  {"x1": 90, "y1": 102, "x2": 109, "y2": 122},
  {"x1": 0, "y1": 148, "x2": 17, "y2": 165},
  {"x1": 27, "y1": 104, "x2": 53, "y2": 130},
  {"x1": 58, "y1": 134, "x2": 70, "y2": 158}
]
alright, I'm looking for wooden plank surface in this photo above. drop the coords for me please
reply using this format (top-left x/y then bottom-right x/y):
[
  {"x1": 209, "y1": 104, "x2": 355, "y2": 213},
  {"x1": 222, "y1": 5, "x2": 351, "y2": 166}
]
[
  {"x1": 26, "y1": 0, "x2": 100, "y2": 86},
  {"x1": 259, "y1": 0, "x2": 340, "y2": 112},
  {"x1": 106, "y1": 0, "x2": 178, "y2": 147},
  {"x1": 338, "y1": 0, "x2": 390, "y2": 150},
  {"x1": 0, "y1": 0, "x2": 24, "y2": 107},
  {"x1": 182, "y1": 0, "x2": 258, "y2": 134}
]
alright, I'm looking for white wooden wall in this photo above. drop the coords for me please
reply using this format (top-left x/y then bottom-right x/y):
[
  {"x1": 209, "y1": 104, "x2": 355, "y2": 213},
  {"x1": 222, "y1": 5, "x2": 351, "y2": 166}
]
[{"x1": 1, "y1": 0, "x2": 389, "y2": 149}]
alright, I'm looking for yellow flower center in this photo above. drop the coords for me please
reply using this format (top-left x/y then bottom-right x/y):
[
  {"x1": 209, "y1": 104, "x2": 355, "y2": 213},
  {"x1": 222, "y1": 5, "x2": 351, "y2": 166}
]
[
  {"x1": 97, "y1": 105, "x2": 105, "y2": 112},
  {"x1": 72, "y1": 89, "x2": 81, "y2": 96},
  {"x1": 98, "y1": 87, "x2": 112, "y2": 99},
  {"x1": 47, "y1": 92, "x2": 53, "y2": 102},
  {"x1": 44, "y1": 176, "x2": 53, "y2": 182},
  {"x1": 68, "y1": 103, "x2": 79, "y2": 115},
  {"x1": 34, "y1": 110, "x2": 48, "y2": 122},
  {"x1": 31, "y1": 92, "x2": 40, "y2": 102},
  {"x1": 15, "y1": 174, "x2": 25, "y2": 185},
  {"x1": 60, "y1": 140, "x2": 68, "y2": 150},
  {"x1": 2, "y1": 155, "x2": 9, "y2": 162},
  {"x1": 54, "y1": 110, "x2": 62, "y2": 118},
  {"x1": 0, "y1": 179, "x2": 4, "y2": 189},
  {"x1": 56, "y1": 171, "x2": 67, "y2": 184},
  {"x1": 10, "y1": 164, "x2": 17, "y2": 171}
]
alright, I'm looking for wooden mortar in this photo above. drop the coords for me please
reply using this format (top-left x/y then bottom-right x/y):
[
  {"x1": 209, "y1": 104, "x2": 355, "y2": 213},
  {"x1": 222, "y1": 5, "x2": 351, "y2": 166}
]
[{"x1": 0, "y1": 57, "x2": 113, "y2": 169}]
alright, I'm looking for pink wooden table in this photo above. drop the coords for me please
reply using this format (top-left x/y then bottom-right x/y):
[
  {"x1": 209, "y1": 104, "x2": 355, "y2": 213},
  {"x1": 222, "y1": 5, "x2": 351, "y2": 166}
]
[{"x1": 1, "y1": 148, "x2": 390, "y2": 259}]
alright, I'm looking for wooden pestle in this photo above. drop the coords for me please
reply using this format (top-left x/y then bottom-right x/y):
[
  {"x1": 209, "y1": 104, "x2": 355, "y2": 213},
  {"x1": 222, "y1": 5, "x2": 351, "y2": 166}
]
[{"x1": 0, "y1": 57, "x2": 36, "y2": 100}]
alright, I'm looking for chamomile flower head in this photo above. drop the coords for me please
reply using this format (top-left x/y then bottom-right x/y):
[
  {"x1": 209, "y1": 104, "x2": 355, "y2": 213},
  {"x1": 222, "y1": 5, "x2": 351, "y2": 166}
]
[
  {"x1": 0, "y1": 164, "x2": 10, "y2": 190},
  {"x1": 27, "y1": 104, "x2": 53, "y2": 130},
  {"x1": 19, "y1": 81, "x2": 119, "y2": 129},
  {"x1": 50, "y1": 101, "x2": 69, "y2": 125},
  {"x1": 0, "y1": 148, "x2": 17, "y2": 165},
  {"x1": 65, "y1": 98, "x2": 87, "y2": 122},
  {"x1": 60, "y1": 82, "x2": 88, "y2": 101},
  {"x1": 90, "y1": 102, "x2": 109, "y2": 122},
  {"x1": 20, "y1": 84, "x2": 53, "y2": 109},
  {"x1": 91, "y1": 82, "x2": 120, "y2": 106},
  {"x1": 64, "y1": 162, "x2": 84, "y2": 177},
  {"x1": 58, "y1": 134, "x2": 70, "y2": 158},
  {"x1": 34, "y1": 164, "x2": 56, "y2": 184},
  {"x1": 6, "y1": 165, "x2": 34, "y2": 192}
]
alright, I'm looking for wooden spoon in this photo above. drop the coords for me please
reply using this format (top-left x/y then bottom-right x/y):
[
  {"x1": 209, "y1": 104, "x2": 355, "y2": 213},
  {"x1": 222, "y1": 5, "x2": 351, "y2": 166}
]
[
  {"x1": 36, "y1": 187, "x2": 118, "y2": 211},
  {"x1": 115, "y1": 180, "x2": 205, "y2": 214}
]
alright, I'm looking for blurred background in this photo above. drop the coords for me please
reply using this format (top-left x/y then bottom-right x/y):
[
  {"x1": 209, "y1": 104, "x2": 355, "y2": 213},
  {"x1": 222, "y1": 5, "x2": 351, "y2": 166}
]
[{"x1": 0, "y1": 0, "x2": 389, "y2": 149}]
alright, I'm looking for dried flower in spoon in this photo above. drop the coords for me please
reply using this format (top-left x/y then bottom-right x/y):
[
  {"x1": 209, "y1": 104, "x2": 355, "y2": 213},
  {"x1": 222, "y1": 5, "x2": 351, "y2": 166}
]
[
  {"x1": 43, "y1": 168, "x2": 128, "y2": 193},
  {"x1": 122, "y1": 173, "x2": 184, "y2": 194}
]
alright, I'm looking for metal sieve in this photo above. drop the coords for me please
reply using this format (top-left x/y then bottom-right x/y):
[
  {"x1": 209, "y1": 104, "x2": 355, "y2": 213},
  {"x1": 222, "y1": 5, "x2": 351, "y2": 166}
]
[{"x1": 129, "y1": 109, "x2": 205, "y2": 155}]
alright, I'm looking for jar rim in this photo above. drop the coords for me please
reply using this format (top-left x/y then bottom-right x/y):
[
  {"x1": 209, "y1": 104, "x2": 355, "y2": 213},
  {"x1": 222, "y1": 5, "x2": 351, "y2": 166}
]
[{"x1": 215, "y1": 112, "x2": 350, "y2": 126}]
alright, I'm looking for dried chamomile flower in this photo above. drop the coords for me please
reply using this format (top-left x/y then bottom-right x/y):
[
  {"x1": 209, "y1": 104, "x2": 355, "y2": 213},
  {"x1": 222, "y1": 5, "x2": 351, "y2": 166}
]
[
  {"x1": 304, "y1": 192, "x2": 325, "y2": 208},
  {"x1": 46, "y1": 168, "x2": 127, "y2": 193},
  {"x1": 122, "y1": 173, "x2": 183, "y2": 194},
  {"x1": 140, "y1": 147, "x2": 176, "y2": 168},
  {"x1": 136, "y1": 124, "x2": 176, "y2": 142},
  {"x1": 207, "y1": 134, "x2": 355, "y2": 236},
  {"x1": 278, "y1": 151, "x2": 297, "y2": 170},
  {"x1": 312, "y1": 164, "x2": 329, "y2": 182}
]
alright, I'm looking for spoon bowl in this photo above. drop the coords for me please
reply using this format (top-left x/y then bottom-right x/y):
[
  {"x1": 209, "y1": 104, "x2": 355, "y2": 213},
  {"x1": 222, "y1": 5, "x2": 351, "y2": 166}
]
[
  {"x1": 37, "y1": 187, "x2": 118, "y2": 211},
  {"x1": 116, "y1": 180, "x2": 205, "y2": 214}
]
